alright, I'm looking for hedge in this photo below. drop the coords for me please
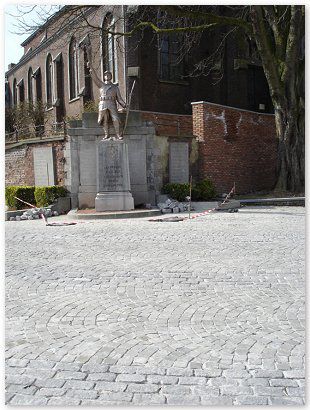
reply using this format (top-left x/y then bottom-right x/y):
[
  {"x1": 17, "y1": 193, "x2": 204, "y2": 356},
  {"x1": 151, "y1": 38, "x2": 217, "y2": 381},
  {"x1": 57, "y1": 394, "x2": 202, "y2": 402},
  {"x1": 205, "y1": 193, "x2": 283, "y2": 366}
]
[
  {"x1": 34, "y1": 186, "x2": 67, "y2": 207},
  {"x1": 162, "y1": 179, "x2": 216, "y2": 202},
  {"x1": 5, "y1": 185, "x2": 67, "y2": 209},
  {"x1": 5, "y1": 186, "x2": 35, "y2": 210}
]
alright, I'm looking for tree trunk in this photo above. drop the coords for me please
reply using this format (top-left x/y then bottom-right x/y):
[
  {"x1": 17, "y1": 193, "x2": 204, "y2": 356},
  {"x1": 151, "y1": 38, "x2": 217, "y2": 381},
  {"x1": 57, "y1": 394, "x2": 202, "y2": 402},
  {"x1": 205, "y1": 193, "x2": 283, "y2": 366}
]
[{"x1": 274, "y1": 104, "x2": 304, "y2": 192}]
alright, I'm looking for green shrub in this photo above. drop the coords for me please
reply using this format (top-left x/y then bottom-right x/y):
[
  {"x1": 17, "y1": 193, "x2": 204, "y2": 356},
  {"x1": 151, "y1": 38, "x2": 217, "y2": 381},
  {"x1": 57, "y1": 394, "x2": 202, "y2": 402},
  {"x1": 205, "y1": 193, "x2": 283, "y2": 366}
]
[
  {"x1": 192, "y1": 179, "x2": 216, "y2": 201},
  {"x1": 162, "y1": 183, "x2": 190, "y2": 202},
  {"x1": 5, "y1": 186, "x2": 35, "y2": 210},
  {"x1": 162, "y1": 178, "x2": 216, "y2": 202},
  {"x1": 34, "y1": 186, "x2": 67, "y2": 207}
]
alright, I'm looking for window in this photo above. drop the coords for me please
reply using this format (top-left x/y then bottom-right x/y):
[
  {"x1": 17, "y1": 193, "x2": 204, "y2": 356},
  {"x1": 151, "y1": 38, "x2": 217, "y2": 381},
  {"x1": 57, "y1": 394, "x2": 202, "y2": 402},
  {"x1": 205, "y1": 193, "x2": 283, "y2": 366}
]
[
  {"x1": 102, "y1": 13, "x2": 117, "y2": 82},
  {"x1": 13, "y1": 79, "x2": 17, "y2": 106},
  {"x1": 159, "y1": 35, "x2": 185, "y2": 82},
  {"x1": 46, "y1": 54, "x2": 53, "y2": 108},
  {"x1": 28, "y1": 67, "x2": 33, "y2": 103},
  {"x1": 17, "y1": 79, "x2": 25, "y2": 103},
  {"x1": 69, "y1": 37, "x2": 79, "y2": 99}
]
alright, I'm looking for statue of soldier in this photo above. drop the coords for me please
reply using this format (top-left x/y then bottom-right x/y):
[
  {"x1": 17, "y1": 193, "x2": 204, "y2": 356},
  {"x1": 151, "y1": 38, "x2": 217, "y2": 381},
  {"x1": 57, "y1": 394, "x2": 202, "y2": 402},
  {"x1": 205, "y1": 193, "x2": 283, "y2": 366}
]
[{"x1": 85, "y1": 46, "x2": 127, "y2": 140}]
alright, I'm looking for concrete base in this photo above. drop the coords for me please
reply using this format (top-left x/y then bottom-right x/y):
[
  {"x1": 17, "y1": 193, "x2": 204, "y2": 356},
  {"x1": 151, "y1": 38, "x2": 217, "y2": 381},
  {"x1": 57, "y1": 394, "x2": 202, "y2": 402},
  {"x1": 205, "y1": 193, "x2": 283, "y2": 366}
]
[{"x1": 95, "y1": 191, "x2": 134, "y2": 212}]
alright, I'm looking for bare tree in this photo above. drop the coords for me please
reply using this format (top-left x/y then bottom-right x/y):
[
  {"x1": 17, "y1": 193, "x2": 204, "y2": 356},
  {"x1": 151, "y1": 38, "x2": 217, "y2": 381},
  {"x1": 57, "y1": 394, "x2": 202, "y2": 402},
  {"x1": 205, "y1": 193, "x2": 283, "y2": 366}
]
[{"x1": 8, "y1": 5, "x2": 304, "y2": 192}]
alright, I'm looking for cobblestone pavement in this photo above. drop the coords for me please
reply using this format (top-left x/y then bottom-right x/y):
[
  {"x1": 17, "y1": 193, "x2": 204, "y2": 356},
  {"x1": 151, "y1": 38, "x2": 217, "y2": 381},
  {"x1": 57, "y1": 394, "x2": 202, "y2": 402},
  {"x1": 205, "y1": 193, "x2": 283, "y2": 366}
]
[{"x1": 5, "y1": 207, "x2": 305, "y2": 406}]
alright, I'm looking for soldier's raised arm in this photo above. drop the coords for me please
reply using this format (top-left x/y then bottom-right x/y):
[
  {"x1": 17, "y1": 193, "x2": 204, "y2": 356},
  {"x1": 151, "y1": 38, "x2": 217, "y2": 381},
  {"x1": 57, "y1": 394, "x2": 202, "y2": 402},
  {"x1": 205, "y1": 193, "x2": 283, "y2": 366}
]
[{"x1": 85, "y1": 46, "x2": 104, "y2": 89}]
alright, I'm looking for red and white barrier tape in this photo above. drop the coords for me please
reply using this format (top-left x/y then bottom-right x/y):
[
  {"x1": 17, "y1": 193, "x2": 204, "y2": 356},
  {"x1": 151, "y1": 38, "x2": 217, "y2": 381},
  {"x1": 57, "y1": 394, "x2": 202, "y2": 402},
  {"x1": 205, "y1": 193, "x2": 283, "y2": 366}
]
[{"x1": 185, "y1": 184, "x2": 236, "y2": 221}]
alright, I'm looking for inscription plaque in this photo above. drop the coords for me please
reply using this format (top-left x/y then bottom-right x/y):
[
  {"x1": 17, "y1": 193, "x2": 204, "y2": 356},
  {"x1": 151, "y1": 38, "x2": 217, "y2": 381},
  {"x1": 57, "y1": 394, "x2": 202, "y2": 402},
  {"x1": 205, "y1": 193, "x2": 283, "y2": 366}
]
[
  {"x1": 95, "y1": 140, "x2": 134, "y2": 211},
  {"x1": 33, "y1": 147, "x2": 55, "y2": 186},
  {"x1": 169, "y1": 142, "x2": 189, "y2": 183}
]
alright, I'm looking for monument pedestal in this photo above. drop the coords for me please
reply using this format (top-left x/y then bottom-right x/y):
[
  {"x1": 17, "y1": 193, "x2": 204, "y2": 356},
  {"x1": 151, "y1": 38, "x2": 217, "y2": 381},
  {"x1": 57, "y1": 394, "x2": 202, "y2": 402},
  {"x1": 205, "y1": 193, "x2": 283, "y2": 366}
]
[{"x1": 95, "y1": 140, "x2": 134, "y2": 212}]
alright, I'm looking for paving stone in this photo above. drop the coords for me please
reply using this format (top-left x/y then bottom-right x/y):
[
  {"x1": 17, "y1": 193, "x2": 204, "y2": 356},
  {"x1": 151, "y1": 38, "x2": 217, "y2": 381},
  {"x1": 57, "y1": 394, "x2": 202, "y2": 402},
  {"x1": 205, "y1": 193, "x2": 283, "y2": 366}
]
[
  {"x1": 97, "y1": 392, "x2": 133, "y2": 402},
  {"x1": 65, "y1": 389, "x2": 99, "y2": 399},
  {"x1": 234, "y1": 395, "x2": 268, "y2": 405},
  {"x1": 36, "y1": 387, "x2": 66, "y2": 397},
  {"x1": 95, "y1": 381, "x2": 127, "y2": 392},
  {"x1": 126, "y1": 383, "x2": 160, "y2": 393},
  {"x1": 254, "y1": 386, "x2": 285, "y2": 396},
  {"x1": 200, "y1": 396, "x2": 234, "y2": 405},
  {"x1": 165, "y1": 394, "x2": 200, "y2": 405},
  {"x1": 178, "y1": 376, "x2": 207, "y2": 385},
  {"x1": 6, "y1": 358, "x2": 29, "y2": 367},
  {"x1": 161, "y1": 385, "x2": 191, "y2": 395},
  {"x1": 283, "y1": 370, "x2": 305, "y2": 378},
  {"x1": 166, "y1": 368, "x2": 193, "y2": 376},
  {"x1": 55, "y1": 370, "x2": 87, "y2": 380},
  {"x1": 28, "y1": 359, "x2": 56, "y2": 369},
  {"x1": 222, "y1": 369, "x2": 251, "y2": 378},
  {"x1": 269, "y1": 396, "x2": 304, "y2": 405},
  {"x1": 81, "y1": 363, "x2": 109, "y2": 373},
  {"x1": 194, "y1": 369, "x2": 222, "y2": 377},
  {"x1": 47, "y1": 397, "x2": 81, "y2": 405},
  {"x1": 132, "y1": 393, "x2": 166, "y2": 404},
  {"x1": 34, "y1": 378, "x2": 66, "y2": 388},
  {"x1": 10, "y1": 394, "x2": 48, "y2": 405},
  {"x1": 54, "y1": 362, "x2": 82, "y2": 371},
  {"x1": 250, "y1": 369, "x2": 284, "y2": 378},
  {"x1": 269, "y1": 378, "x2": 299, "y2": 387},
  {"x1": 286, "y1": 387, "x2": 305, "y2": 396},
  {"x1": 147, "y1": 375, "x2": 178, "y2": 385},
  {"x1": 116, "y1": 374, "x2": 146, "y2": 383},
  {"x1": 64, "y1": 380, "x2": 95, "y2": 390},
  {"x1": 221, "y1": 385, "x2": 253, "y2": 396},
  {"x1": 87, "y1": 372, "x2": 116, "y2": 381},
  {"x1": 5, "y1": 374, "x2": 35, "y2": 386},
  {"x1": 6, "y1": 384, "x2": 38, "y2": 395}
]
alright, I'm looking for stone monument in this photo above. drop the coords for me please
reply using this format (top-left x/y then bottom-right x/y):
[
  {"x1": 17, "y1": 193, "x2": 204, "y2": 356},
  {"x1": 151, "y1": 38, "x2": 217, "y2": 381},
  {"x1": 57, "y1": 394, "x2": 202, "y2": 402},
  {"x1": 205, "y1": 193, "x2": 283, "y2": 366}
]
[{"x1": 95, "y1": 140, "x2": 134, "y2": 211}]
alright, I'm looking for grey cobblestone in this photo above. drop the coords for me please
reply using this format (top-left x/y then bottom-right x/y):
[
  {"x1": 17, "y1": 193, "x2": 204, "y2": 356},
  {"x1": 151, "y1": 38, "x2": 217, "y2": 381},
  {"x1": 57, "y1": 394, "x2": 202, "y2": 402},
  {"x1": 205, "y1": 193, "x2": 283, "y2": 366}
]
[
  {"x1": 65, "y1": 388, "x2": 99, "y2": 399},
  {"x1": 5, "y1": 207, "x2": 305, "y2": 405},
  {"x1": 126, "y1": 383, "x2": 160, "y2": 393},
  {"x1": 234, "y1": 396, "x2": 268, "y2": 405},
  {"x1": 165, "y1": 394, "x2": 201, "y2": 405},
  {"x1": 95, "y1": 381, "x2": 127, "y2": 392},
  {"x1": 5, "y1": 374, "x2": 35, "y2": 386},
  {"x1": 87, "y1": 372, "x2": 116, "y2": 381},
  {"x1": 54, "y1": 362, "x2": 82, "y2": 371},
  {"x1": 178, "y1": 376, "x2": 207, "y2": 385},
  {"x1": 283, "y1": 369, "x2": 305, "y2": 378},
  {"x1": 47, "y1": 397, "x2": 81, "y2": 405},
  {"x1": 221, "y1": 385, "x2": 253, "y2": 396},
  {"x1": 6, "y1": 384, "x2": 38, "y2": 395},
  {"x1": 132, "y1": 393, "x2": 166, "y2": 404},
  {"x1": 116, "y1": 373, "x2": 146, "y2": 383},
  {"x1": 10, "y1": 394, "x2": 48, "y2": 405},
  {"x1": 269, "y1": 378, "x2": 299, "y2": 387},
  {"x1": 254, "y1": 386, "x2": 285, "y2": 396},
  {"x1": 34, "y1": 378, "x2": 66, "y2": 388},
  {"x1": 268, "y1": 396, "x2": 304, "y2": 405},
  {"x1": 35, "y1": 387, "x2": 66, "y2": 397},
  {"x1": 81, "y1": 363, "x2": 109, "y2": 373},
  {"x1": 161, "y1": 385, "x2": 191, "y2": 395},
  {"x1": 201, "y1": 396, "x2": 234, "y2": 405},
  {"x1": 55, "y1": 370, "x2": 87, "y2": 380},
  {"x1": 147, "y1": 375, "x2": 178, "y2": 384},
  {"x1": 63, "y1": 379, "x2": 95, "y2": 390}
]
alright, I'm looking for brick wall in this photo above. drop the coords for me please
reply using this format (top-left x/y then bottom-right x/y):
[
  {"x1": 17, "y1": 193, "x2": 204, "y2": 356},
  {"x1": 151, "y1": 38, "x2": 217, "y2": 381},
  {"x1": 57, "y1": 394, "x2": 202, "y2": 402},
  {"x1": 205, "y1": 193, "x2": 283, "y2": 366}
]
[
  {"x1": 141, "y1": 112, "x2": 192, "y2": 136},
  {"x1": 5, "y1": 140, "x2": 65, "y2": 187},
  {"x1": 192, "y1": 102, "x2": 277, "y2": 194}
]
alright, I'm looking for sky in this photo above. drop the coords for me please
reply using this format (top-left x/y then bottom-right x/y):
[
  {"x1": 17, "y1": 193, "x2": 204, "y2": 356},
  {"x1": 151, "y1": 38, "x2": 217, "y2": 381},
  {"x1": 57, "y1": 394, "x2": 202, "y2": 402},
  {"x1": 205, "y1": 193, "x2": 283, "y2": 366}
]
[{"x1": 4, "y1": 4, "x2": 60, "y2": 70}]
